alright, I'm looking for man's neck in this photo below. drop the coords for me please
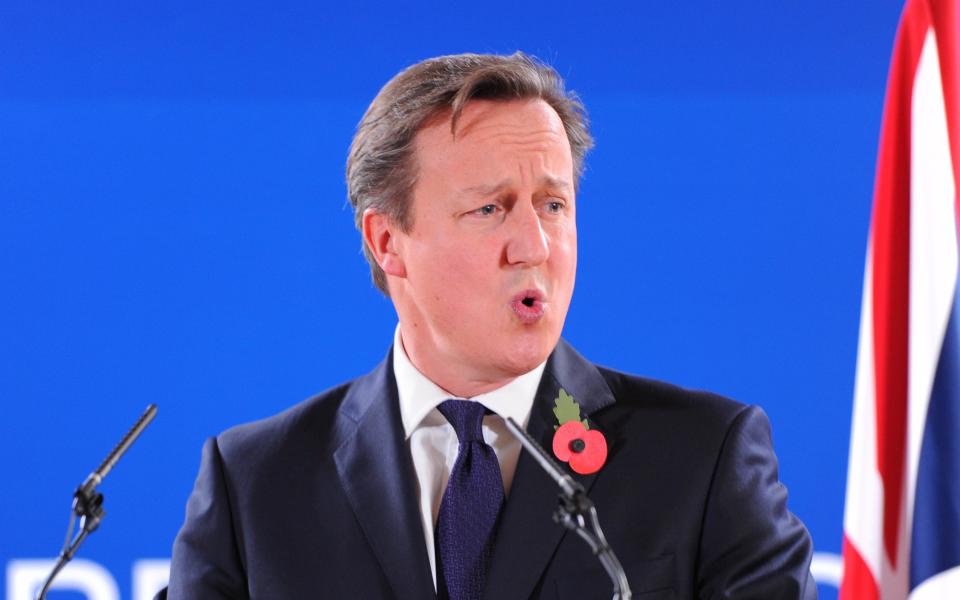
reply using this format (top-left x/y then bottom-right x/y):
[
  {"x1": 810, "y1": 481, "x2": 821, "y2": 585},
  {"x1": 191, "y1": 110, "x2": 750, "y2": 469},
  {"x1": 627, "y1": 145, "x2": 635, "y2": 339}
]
[{"x1": 397, "y1": 329, "x2": 517, "y2": 399}]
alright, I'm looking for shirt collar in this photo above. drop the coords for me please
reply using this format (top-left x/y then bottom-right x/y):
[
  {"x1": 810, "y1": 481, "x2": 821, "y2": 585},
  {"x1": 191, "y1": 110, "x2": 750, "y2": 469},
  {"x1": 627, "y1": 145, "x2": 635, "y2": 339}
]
[{"x1": 392, "y1": 324, "x2": 547, "y2": 439}]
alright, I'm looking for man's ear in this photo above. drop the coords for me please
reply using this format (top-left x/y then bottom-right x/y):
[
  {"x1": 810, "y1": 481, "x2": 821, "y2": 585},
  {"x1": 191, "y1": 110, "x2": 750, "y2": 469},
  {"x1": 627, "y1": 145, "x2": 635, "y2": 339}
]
[{"x1": 362, "y1": 208, "x2": 407, "y2": 278}]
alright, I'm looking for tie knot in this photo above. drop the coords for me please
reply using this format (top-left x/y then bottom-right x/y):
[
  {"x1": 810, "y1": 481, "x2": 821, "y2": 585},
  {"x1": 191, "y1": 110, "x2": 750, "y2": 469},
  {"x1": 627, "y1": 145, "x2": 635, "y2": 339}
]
[{"x1": 437, "y1": 399, "x2": 487, "y2": 442}]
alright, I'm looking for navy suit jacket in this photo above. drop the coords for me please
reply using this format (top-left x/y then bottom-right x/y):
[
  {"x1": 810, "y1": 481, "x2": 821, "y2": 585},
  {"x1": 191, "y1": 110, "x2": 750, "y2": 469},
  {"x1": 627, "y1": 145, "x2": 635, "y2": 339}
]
[{"x1": 163, "y1": 340, "x2": 816, "y2": 599}]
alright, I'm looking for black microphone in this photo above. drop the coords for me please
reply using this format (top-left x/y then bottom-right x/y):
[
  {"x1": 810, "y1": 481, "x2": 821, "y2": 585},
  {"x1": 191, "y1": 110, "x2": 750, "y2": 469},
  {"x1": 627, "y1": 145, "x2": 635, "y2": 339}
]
[
  {"x1": 503, "y1": 416, "x2": 632, "y2": 600},
  {"x1": 37, "y1": 403, "x2": 158, "y2": 600},
  {"x1": 74, "y1": 403, "x2": 158, "y2": 525},
  {"x1": 502, "y1": 416, "x2": 584, "y2": 498}
]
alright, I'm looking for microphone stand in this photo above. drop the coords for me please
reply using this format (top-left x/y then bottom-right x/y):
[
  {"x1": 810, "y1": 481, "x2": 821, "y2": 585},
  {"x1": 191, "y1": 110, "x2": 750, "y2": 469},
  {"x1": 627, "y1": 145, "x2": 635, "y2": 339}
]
[
  {"x1": 36, "y1": 404, "x2": 158, "y2": 600},
  {"x1": 504, "y1": 417, "x2": 631, "y2": 600}
]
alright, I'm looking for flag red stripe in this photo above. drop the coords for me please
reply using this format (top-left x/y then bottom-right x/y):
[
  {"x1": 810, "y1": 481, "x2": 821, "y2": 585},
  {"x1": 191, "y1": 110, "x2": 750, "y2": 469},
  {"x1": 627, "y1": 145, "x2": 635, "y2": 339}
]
[
  {"x1": 840, "y1": 535, "x2": 880, "y2": 600},
  {"x1": 870, "y1": 0, "x2": 929, "y2": 568}
]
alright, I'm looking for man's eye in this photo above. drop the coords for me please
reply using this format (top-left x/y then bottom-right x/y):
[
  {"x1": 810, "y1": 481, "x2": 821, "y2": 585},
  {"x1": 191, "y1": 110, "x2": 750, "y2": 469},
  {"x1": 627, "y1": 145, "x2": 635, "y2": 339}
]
[
  {"x1": 475, "y1": 204, "x2": 498, "y2": 216},
  {"x1": 545, "y1": 201, "x2": 565, "y2": 214}
]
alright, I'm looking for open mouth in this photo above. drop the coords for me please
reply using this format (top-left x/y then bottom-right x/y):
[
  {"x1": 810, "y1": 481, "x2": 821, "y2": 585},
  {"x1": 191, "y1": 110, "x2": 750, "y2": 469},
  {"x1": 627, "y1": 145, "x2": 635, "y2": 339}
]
[{"x1": 510, "y1": 290, "x2": 546, "y2": 323}]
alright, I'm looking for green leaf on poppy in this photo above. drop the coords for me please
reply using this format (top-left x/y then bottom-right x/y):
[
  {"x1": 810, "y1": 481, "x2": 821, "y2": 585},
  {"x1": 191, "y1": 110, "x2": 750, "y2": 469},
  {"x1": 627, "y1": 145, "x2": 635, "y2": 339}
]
[{"x1": 553, "y1": 388, "x2": 589, "y2": 430}]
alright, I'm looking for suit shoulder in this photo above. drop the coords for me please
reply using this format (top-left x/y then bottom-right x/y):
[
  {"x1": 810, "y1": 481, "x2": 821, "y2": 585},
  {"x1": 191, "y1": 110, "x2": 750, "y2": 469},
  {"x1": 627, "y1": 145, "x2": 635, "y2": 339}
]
[
  {"x1": 594, "y1": 364, "x2": 752, "y2": 431},
  {"x1": 215, "y1": 379, "x2": 356, "y2": 468}
]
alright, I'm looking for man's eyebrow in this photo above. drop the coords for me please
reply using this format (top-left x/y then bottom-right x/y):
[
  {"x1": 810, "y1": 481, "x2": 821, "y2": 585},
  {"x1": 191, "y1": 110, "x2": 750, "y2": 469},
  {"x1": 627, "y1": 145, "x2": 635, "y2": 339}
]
[
  {"x1": 458, "y1": 181, "x2": 510, "y2": 197},
  {"x1": 457, "y1": 176, "x2": 573, "y2": 197}
]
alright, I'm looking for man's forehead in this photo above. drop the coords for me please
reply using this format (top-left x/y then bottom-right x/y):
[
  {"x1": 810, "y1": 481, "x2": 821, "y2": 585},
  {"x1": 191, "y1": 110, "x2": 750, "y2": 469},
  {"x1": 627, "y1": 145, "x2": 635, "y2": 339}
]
[
  {"x1": 451, "y1": 98, "x2": 564, "y2": 136},
  {"x1": 416, "y1": 98, "x2": 564, "y2": 143},
  {"x1": 414, "y1": 99, "x2": 571, "y2": 167},
  {"x1": 457, "y1": 176, "x2": 573, "y2": 197}
]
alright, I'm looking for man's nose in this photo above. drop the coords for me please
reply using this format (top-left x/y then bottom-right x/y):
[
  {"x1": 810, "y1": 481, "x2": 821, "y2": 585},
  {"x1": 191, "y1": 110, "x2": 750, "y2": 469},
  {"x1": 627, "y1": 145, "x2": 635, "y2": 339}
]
[{"x1": 505, "y1": 202, "x2": 549, "y2": 267}]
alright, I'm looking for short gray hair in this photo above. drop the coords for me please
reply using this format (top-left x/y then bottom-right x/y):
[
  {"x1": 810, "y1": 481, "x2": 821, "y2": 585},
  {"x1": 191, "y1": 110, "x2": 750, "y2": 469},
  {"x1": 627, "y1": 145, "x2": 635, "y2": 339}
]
[{"x1": 346, "y1": 52, "x2": 593, "y2": 294}]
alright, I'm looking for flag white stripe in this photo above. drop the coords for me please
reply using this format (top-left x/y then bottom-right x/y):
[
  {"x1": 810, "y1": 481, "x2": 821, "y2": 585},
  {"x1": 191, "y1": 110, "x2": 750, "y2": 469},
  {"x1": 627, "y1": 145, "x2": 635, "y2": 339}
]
[
  {"x1": 844, "y1": 244, "x2": 884, "y2": 582},
  {"x1": 905, "y1": 25, "x2": 960, "y2": 583},
  {"x1": 909, "y1": 566, "x2": 960, "y2": 599}
]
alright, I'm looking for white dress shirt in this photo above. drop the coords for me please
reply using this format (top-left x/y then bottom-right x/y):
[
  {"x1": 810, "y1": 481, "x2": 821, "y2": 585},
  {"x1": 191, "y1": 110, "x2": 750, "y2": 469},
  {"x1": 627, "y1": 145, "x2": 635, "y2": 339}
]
[{"x1": 392, "y1": 325, "x2": 547, "y2": 589}]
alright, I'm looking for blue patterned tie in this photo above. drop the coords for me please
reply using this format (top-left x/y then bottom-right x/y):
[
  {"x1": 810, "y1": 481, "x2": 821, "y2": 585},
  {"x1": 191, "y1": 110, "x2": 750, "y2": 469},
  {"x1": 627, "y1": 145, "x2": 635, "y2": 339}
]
[{"x1": 435, "y1": 400, "x2": 505, "y2": 600}]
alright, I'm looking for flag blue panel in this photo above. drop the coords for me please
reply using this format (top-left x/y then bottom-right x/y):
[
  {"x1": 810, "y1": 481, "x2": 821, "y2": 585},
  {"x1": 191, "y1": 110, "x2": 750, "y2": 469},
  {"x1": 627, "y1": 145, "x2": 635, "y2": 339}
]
[{"x1": 910, "y1": 285, "x2": 960, "y2": 589}]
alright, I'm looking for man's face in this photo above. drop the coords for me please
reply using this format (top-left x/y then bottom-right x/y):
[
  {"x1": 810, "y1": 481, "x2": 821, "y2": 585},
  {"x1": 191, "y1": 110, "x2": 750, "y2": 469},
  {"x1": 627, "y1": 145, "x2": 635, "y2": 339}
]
[{"x1": 388, "y1": 98, "x2": 577, "y2": 393}]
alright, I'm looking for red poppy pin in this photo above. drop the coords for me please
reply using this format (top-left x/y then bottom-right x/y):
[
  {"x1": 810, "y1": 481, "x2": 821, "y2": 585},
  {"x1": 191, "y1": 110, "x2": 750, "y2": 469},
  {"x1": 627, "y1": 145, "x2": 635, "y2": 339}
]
[{"x1": 551, "y1": 388, "x2": 607, "y2": 475}]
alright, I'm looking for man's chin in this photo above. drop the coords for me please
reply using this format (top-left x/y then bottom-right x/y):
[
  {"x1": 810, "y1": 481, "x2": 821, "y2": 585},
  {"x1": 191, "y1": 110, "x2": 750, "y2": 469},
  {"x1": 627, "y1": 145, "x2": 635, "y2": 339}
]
[{"x1": 498, "y1": 335, "x2": 558, "y2": 375}]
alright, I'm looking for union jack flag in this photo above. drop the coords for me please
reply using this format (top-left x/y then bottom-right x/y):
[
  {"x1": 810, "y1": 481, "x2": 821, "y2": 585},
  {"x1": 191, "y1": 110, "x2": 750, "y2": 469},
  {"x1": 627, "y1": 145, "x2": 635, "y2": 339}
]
[{"x1": 841, "y1": 0, "x2": 960, "y2": 598}]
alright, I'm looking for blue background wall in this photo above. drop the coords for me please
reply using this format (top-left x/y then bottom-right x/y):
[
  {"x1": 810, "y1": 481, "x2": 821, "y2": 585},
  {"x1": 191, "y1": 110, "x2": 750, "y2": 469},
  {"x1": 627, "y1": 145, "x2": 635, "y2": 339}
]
[{"x1": 1, "y1": 2, "x2": 905, "y2": 598}]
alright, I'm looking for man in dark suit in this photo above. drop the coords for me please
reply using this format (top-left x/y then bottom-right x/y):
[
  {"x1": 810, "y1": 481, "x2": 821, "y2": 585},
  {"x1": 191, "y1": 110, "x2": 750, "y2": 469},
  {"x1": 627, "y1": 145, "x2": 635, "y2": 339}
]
[{"x1": 164, "y1": 52, "x2": 816, "y2": 599}]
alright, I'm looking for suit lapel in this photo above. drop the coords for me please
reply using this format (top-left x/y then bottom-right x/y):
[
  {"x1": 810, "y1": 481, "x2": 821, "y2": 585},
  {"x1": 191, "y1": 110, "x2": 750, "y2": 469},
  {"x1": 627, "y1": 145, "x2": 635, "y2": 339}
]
[
  {"x1": 483, "y1": 340, "x2": 617, "y2": 600},
  {"x1": 333, "y1": 349, "x2": 436, "y2": 599}
]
